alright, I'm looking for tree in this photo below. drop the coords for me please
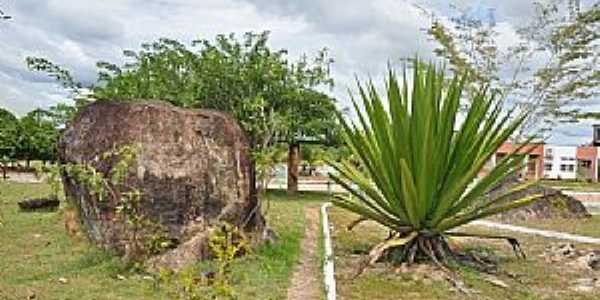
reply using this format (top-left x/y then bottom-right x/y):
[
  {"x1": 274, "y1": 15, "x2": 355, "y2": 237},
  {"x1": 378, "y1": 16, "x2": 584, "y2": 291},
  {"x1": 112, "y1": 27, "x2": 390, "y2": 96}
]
[
  {"x1": 329, "y1": 62, "x2": 540, "y2": 271},
  {"x1": 28, "y1": 31, "x2": 338, "y2": 216},
  {"x1": 17, "y1": 109, "x2": 60, "y2": 166},
  {"x1": 283, "y1": 89, "x2": 338, "y2": 194},
  {"x1": 47, "y1": 103, "x2": 77, "y2": 129},
  {"x1": 423, "y1": 1, "x2": 599, "y2": 133},
  {"x1": 0, "y1": 108, "x2": 19, "y2": 179}
]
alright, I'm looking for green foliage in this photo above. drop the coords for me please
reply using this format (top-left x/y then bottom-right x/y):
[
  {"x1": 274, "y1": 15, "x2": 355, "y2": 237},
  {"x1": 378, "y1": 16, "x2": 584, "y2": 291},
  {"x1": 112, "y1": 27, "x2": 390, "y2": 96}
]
[
  {"x1": 47, "y1": 102, "x2": 77, "y2": 129},
  {"x1": 0, "y1": 107, "x2": 62, "y2": 167},
  {"x1": 0, "y1": 108, "x2": 19, "y2": 165},
  {"x1": 329, "y1": 62, "x2": 540, "y2": 237},
  {"x1": 425, "y1": 1, "x2": 599, "y2": 128},
  {"x1": 27, "y1": 31, "x2": 341, "y2": 198},
  {"x1": 538, "y1": 3, "x2": 599, "y2": 118},
  {"x1": 159, "y1": 224, "x2": 250, "y2": 300},
  {"x1": 36, "y1": 163, "x2": 62, "y2": 199},
  {"x1": 17, "y1": 108, "x2": 60, "y2": 163},
  {"x1": 254, "y1": 144, "x2": 287, "y2": 192},
  {"x1": 91, "y1": 32, "x2": 336, "y2": 149},
  {"x1": 39, "y1": 144, "x2": 172, "y2": 261}
]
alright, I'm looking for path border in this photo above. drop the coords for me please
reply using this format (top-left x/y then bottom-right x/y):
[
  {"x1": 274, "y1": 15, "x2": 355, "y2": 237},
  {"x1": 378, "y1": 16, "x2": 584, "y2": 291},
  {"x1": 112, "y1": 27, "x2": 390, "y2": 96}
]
[
  {"x1": 470, "y1": 220, "x2": 600, "y2": 244},
  {"x1": 321, "y1": 202, "x2": 336, "y2": 300}
]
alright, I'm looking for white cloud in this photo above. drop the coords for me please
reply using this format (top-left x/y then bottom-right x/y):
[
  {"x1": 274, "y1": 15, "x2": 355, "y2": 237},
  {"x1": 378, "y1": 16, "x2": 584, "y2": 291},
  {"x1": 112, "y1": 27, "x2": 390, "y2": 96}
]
[{"x1": 0, "y1": 0, "x2": 597, "y2": 144}]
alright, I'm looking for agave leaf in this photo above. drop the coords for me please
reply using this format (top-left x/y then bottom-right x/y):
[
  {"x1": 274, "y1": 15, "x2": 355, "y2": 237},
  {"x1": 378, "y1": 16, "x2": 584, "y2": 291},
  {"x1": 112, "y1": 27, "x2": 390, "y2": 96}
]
[
  {"x1": 367, "y1": 231, "x2": 418, "y2": 265},
  {"x1": 437, "y1": 194, "x2": 543, "y2": 231},
  {"x1": 329, "y1": 60, "x2": 537, "y2": 237}
]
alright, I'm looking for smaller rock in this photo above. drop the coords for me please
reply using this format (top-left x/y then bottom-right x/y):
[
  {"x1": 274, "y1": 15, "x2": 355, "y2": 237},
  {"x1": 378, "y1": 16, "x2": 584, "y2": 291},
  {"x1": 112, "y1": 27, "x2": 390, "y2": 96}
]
[
  {"x1": 116, "y1": 274, "x2": 126, "y2": 280},
  {"x1": 570, "y1": 278, "x2": 600, "y2": 293},
  {"x1": 482, "y1": 275, "x2": 509, "y2": 288},
  {"x1": 543, "y1": 243, "x2": 580, "y2": 262},
  {"x1": 568, "y1": 251, "x2": 600, "y2": 270},
  {"x1": 18, "y1": 198, "x2": 59, "y2": 211},
  {"x1": 587, "y1": 251, "x2": 600, "y2": 270},
  {"x1": 57, "y1": 277, "x2": 68, "y2": 284}
]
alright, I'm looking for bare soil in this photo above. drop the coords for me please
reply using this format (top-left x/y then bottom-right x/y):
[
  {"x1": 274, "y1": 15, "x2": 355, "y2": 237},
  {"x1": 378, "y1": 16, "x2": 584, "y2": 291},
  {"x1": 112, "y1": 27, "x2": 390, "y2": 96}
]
[{"x1": 287, "y1": 206, "x2": 321, "y2": 300}]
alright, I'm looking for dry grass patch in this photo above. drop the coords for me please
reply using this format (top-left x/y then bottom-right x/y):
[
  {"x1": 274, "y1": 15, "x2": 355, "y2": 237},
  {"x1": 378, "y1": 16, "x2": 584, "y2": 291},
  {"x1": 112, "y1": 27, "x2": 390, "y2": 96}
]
[{"x1": 330, "y1": 206, "x2": 600, "y2": 300}]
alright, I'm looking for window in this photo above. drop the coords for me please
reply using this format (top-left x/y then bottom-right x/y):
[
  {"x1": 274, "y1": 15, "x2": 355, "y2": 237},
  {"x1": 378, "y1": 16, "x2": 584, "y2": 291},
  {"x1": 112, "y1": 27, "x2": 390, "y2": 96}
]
[
  {"x1": 561, "y1": 164, "x2": 575, "y2": 172},
  {"x1": 544, "y1": 163, "x2": 552, "y2": 171},
  {"x1": 560, "y1": 157, "x2": 576, "y2": 161},
  {"x1": 545, "y1": 149, "x2": 553, "y2": 160}
]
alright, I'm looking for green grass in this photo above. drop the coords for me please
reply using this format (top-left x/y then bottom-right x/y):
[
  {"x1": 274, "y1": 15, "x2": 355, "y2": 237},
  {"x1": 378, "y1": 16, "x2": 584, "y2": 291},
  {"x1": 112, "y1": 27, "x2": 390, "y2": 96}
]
[
  {"x1": 329, "y1": 206, "x2": 600, "y2": 300},
  {"x1": 0, "y1": 182, "x2": 328, "y2": 299}
]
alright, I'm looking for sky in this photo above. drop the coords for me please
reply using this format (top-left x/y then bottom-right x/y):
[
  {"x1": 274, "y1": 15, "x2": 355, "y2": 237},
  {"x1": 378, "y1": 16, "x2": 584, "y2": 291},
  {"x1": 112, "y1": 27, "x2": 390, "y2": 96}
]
[{"x1": 0, "y1": 0, "x2": 597, "y2": 145}]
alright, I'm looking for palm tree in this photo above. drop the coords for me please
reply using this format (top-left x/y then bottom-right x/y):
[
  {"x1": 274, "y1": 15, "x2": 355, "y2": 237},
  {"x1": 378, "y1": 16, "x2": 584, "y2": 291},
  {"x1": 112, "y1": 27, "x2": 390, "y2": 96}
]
[{"x1": 328, "y1": 61, "x2": 541, "y2": 268}]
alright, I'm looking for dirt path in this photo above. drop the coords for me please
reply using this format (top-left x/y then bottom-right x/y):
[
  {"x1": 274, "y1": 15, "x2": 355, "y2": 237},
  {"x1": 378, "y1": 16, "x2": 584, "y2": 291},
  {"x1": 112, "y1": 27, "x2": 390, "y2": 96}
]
[{"x1": 287, "y1": 206, "x2": 321, "y2": 300}]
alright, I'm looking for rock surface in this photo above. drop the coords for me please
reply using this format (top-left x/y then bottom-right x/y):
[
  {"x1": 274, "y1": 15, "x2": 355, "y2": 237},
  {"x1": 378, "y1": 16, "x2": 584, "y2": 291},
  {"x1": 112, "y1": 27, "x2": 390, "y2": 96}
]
[
  {"x1": 59, "y1": 101, "x2": 266, "y2": 269},
  {"x1": 488, "y1": 177, "x2": 590, "y2": 221}
]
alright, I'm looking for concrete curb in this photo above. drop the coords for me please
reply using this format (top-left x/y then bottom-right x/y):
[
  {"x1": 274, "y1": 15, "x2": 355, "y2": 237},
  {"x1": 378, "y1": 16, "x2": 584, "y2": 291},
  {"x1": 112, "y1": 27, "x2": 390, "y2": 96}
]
[{"x1": 321, "y1": 202, "x2": 336, "y2": 300}]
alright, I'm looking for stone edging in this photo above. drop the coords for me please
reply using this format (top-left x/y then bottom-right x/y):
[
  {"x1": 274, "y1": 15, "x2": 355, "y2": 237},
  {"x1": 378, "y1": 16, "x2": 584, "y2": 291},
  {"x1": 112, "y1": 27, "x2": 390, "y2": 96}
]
[{"x1": 321, "y1": 202, "x2": 337, "y2": 300}]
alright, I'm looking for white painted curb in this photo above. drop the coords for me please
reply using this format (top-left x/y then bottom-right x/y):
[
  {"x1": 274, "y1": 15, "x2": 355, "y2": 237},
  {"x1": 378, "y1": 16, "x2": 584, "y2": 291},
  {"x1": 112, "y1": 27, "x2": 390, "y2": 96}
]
[
  {"x1": 470, "y1": 220, "x2": 600, "y2": 244},
  {"x1": 562, "y1": 190, "x2": 600, "y2": 196},
  {"x1": 321, "y1": 202, "x2": 337, "y2": 300}
]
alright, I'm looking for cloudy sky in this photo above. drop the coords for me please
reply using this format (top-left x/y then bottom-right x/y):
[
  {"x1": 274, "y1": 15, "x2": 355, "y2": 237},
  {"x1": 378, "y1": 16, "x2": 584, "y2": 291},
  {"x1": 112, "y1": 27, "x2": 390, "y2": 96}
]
[{"x1": 0, "y1": 0, "x2": 597, "y2": 145}]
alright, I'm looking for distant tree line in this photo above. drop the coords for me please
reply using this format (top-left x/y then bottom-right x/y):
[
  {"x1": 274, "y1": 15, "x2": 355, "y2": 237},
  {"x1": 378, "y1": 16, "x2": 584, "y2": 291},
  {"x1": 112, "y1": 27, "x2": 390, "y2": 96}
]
[{"x1": 0, "y1": 105, "x2": 70, "y2": 179}]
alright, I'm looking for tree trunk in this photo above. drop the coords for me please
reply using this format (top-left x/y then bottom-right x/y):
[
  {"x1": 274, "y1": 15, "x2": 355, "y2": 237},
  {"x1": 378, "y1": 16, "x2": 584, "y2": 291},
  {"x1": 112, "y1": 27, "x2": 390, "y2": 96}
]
[
  {"x1": 244, "y1": 139, "x2": 264, "y2": 230},
  {"x1": 287, "y1": 142, "x2": 300, "y2": 195},
  {"x1": 1, "y1": 164, "x2": 6, "y2": 181}
]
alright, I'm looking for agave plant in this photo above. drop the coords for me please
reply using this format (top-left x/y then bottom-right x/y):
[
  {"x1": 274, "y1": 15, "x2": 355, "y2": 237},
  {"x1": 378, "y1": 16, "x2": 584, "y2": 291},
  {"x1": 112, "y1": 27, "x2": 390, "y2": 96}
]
[{"x1": 328, "y1": 62, "x2": 541, "y2": 268}]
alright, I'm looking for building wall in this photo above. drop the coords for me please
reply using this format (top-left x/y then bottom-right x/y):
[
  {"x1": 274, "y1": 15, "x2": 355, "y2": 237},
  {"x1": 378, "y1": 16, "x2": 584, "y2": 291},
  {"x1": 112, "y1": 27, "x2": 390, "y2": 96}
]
[
  {"x1": 496, "y1": 143, "x2": 544, "y2": 180},
  {"x1": 576, "y1": 146, "x2": 598, "y2": 181},
  {"x1": 543, "y1": 145, "x2": 578, "y2": 180}
]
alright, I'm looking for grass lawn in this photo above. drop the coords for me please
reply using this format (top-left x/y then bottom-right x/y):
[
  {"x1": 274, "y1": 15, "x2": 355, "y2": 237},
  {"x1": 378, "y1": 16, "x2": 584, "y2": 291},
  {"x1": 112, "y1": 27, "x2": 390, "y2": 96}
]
[
  {"x1": 0, "y1": 182, "x2": 328, "y2": 299},
  {"x1": 329, "y1": 206, "x2": 600, "y2": 300}
]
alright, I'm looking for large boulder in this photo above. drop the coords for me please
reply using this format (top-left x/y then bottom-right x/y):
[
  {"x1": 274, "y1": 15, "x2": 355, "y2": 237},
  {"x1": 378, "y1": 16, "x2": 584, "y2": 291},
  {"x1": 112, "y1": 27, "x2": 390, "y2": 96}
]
[
  {"x1": 59, "y1": 101, "x2": 267, "y2": 269},
  {"x1": 488, "y1": 176, "x2": 590, "y2": 221}
]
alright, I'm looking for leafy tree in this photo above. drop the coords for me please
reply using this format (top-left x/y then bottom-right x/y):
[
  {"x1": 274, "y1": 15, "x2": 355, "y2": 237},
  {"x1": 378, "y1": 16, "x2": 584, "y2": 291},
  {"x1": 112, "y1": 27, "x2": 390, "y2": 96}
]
[
  {"x1": 284, "y1": 89, "x2": 338, "y2": 193},
  {"x1": 28, "y1": 31, "x2": 338, "y2": 213},
  {"x1": 0, "y1": 108, "x2": 19, "y2": 179},
  {"x1": 17, "y1": 109, "x2": 60, "y2": 166},
  {"x1": 424, "y1": 1, "x2": 599, "y2": 133},
  {"x1": 47, "y1": 103, "x2": 77, "y2": 129},
  {"x1": 330, "y1": 62, "x2": 541, "y2": 271}
]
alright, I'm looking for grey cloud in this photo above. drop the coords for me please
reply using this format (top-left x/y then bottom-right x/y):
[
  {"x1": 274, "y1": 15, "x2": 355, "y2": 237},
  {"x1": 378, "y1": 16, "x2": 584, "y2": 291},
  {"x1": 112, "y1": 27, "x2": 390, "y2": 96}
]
[{"x1": 0, "y1": 0, "x2": 595, "y2": 145}]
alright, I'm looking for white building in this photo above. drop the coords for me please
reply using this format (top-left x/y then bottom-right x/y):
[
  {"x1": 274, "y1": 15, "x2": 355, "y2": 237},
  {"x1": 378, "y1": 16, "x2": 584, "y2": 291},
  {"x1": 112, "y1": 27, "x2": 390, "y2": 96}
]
[{"x1": 543, "y1": 145, "x2": 578, "y2": 180}]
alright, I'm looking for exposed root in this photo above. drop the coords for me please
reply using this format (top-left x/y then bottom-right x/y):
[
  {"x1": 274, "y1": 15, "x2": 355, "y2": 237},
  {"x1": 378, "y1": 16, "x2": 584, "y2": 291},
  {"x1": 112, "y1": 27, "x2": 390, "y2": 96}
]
[
  {"x1": 446, "y1": 232, "x2": 526, "y2": 259},
  {"x1": 352, "y1": 232, "x2": 527, "y2": 293}
]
